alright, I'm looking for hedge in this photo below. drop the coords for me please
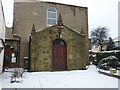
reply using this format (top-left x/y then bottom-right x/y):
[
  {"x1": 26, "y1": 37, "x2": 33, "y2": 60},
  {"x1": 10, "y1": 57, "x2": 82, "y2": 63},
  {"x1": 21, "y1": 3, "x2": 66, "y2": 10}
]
[{"x1": 93, "y1": 51, "x2": 120, "y2": 65}]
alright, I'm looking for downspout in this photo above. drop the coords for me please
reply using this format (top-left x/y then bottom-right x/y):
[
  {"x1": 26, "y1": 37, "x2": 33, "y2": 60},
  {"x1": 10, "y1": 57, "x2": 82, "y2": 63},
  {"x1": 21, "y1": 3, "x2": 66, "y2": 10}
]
[
  {"x1": 0, "y1": 38, "x2": 5, "y2": 54},
  {"x1": 0, "y1": 38, "x2": 5, "y2": 47},
  {"x1": 0, "y1": 38, "x2": 5, "y2": 71},
  {"x1": 28, "y1": 36, "x2": 31, "y2": 71},
  {"x1": 13, "y1": 34, "x2": 21, "y2": 67}
]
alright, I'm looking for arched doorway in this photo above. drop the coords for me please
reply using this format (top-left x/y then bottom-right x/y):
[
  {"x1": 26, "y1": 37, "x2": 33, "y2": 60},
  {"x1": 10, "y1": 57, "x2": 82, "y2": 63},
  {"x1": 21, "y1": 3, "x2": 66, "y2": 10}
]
[{"x1": 52, "y1": 39, "x2": 67, "y2": 70}]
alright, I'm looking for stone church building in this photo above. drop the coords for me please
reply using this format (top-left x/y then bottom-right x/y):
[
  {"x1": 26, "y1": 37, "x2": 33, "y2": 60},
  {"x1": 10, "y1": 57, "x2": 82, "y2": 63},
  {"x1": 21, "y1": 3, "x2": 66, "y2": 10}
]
[{"x1": 5, "y1": 0, "x2": 89, "y2": 71}]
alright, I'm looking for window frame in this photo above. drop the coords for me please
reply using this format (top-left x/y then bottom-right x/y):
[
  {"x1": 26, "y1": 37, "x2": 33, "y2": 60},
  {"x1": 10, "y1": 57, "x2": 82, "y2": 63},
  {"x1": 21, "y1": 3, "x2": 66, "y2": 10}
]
[{"x1": 47, "y1": 7, "x2": 57, "y2": 26}]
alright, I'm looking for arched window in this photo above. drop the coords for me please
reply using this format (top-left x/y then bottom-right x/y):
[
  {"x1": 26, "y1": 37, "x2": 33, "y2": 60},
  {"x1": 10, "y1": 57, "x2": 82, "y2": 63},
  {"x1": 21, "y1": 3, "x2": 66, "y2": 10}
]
[{"x1": 47, "y1": 7, "x2": 57, "y2": 26}]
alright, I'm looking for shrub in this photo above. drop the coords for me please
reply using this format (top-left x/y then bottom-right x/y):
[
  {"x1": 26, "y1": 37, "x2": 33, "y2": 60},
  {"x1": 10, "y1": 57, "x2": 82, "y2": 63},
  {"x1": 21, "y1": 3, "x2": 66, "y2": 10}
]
[
  {"x1": 97, "y1": 56, "x2": 120, "y2": 70},
  {"x1": 94, "y1": 51, "x2": 120, "y2": 65},
  {"x1": 113, "y1": 46, "x2": 120, "y2": 50}
]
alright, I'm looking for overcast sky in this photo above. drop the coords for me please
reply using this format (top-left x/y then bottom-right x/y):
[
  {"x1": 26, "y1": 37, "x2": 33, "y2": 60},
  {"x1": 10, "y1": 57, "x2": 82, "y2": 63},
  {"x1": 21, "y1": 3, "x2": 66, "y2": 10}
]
[{"x1": 1, "y1": 0, "x2": 119, "y2": 39}]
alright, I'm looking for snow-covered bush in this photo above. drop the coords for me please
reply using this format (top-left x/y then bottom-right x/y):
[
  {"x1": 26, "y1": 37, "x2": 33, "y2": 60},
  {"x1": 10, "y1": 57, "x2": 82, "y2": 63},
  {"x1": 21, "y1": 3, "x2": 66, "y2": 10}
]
[
  {"x1": 113, "y1": 46, "x2": 120, "y2": 50},
  {"x1": 97, "y1": 56, "x2": 120, "y2": 70},
  {"x1": 89, "y1": 52, "x2": 96, "y2": 64},
  {"x1": 10, "y1": 68, "x2": 25, "y2": 83},
  {"x1": 94, "y1": 51, "x2": 120, "y2": 66}
]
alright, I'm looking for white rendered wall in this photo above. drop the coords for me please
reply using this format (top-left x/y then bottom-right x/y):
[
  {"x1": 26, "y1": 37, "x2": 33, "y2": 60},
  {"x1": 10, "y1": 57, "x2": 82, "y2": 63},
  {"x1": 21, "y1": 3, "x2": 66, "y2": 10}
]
[
  {"x1": 119, "y1": 2, "x2": 120, "y2": 43},
  {"x1": 0, "y1": 0, "x2": 5, "y2": 75}
]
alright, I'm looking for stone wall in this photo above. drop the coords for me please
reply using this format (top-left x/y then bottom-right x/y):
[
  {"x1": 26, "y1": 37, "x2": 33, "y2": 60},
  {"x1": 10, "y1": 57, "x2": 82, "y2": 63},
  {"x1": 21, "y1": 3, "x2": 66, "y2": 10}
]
[
  {"x1": 30, "y1": 25, "x2": 88, "y2": 71},
  {"x1": 11, "y1": 1, "x2": 88, "y2": 66}
]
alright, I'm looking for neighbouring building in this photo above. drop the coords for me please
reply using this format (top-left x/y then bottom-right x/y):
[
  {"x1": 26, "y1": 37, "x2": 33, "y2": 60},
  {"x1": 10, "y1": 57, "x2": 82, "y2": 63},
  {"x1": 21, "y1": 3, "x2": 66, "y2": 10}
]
[
  {"x1": 0, "y1": 0, "x2": 5, "y2": 74},
  {"x1": 91, "y1": 44, "x2": 107, "y2": 51},
  {"x1": 5, "y1": 0, "x2": 89, "y2": 71},
  {"x1": 114, "y1": 36, "x2": 120, "y2": 48},
  {"x1": 114, "y1": 41, "x2": 120, "y2": 47}
]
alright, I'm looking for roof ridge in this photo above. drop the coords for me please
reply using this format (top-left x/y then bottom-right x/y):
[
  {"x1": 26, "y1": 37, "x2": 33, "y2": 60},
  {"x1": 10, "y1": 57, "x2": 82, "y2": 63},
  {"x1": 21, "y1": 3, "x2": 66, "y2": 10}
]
[{"x1": 14, "y1": 0, "x2": 87, "y2": 8}]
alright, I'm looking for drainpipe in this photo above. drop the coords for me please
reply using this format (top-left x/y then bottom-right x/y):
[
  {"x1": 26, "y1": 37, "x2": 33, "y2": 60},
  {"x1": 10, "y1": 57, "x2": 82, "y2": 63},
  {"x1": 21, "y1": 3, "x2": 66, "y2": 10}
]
[
  {"x1": 13, "y1": 34, "x2": 21, "y2": 67},
  {"x1": 0, "y1": 38, "x2": 5, "y2": 71},
  {"x1": 0, "y1": 38, "x2": 5, "y2": 46},
  {"x1": 0, "y1": 38, "x2": 5, "y2": 53},
  {"x1": 28, "y1": 36, "x2": 31, "y2": 71}
]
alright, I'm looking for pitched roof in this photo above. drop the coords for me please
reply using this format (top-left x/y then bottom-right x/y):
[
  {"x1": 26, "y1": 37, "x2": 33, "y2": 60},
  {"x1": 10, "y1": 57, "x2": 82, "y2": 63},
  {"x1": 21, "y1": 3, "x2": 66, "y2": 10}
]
[
  {"x1": 14, "y1": 0, "x2": 87, "y2": 8},
  {"x1": 32, "y1": 24, "x2": 86, "y2": 36}
]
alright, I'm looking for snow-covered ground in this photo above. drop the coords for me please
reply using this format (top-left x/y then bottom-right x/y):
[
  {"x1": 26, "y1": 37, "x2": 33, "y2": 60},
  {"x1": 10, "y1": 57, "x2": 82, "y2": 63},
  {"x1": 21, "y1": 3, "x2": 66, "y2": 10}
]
[{"x1": 1, "y1": 65, "x2": 118, "y2": 88}]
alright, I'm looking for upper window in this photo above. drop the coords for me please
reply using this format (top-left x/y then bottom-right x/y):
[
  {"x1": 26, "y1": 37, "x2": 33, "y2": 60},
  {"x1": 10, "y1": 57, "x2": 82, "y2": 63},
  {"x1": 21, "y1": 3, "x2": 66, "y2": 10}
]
[{"x1": 47, "y1": 7, "x2": 57, "y2": 26}]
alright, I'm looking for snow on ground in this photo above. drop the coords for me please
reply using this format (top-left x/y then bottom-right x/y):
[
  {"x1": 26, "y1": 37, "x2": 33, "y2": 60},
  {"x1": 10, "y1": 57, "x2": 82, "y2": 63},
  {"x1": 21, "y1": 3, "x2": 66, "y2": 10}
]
[
  {"x1": 1, "y1": 65, "x2": 118, "y2": 88},
  {"x1": 98, "y1": 69, "x2": 119, "y2": 75}
]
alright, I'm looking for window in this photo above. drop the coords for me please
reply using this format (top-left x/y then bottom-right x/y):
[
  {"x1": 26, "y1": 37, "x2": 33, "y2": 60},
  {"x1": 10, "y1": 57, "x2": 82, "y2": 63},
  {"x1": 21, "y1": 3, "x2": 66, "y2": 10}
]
[
  {"x1": 47, "y1": 7, "x2": 57, "y2": 26},
  {"x1": 95, "y1": 45, "x2": 99, "y2": 48}
]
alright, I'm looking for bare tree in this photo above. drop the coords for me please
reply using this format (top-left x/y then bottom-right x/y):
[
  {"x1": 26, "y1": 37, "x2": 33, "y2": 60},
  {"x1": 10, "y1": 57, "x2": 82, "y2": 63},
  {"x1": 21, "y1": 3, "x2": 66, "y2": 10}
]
[{"x1": 91, "y1": 26, "x2": 109, "y2": 51}]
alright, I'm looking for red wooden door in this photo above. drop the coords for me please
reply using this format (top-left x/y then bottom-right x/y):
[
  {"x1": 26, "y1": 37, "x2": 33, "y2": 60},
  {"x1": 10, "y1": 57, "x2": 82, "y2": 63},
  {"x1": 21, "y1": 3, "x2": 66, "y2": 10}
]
[
  {"x1": 52, "y1": 39, "x2": 67, "y2": 70},
  {"x1": 4, "y1": 45, "x2": 12, "y2": 69}
]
